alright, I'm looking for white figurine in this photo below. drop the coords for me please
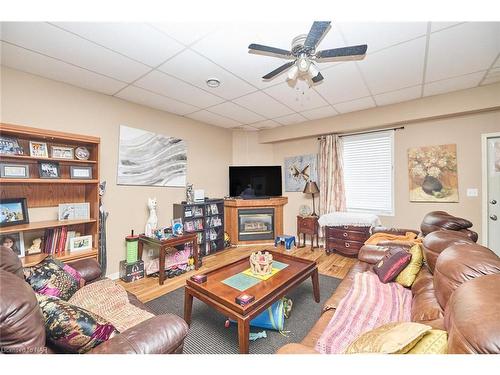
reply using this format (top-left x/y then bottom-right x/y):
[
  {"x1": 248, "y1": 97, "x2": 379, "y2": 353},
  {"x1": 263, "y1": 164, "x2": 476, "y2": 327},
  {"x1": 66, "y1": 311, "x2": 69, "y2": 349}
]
[{"x1": 145, "y1": 197, "x2": 158, "y2": 237}]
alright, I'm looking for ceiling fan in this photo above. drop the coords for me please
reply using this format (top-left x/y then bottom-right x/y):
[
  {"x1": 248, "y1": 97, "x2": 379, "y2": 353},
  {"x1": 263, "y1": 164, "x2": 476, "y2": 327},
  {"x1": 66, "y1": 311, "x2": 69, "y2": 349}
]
[{"x1": 248, "y1": 21, "x2": 368, "y2": 84}]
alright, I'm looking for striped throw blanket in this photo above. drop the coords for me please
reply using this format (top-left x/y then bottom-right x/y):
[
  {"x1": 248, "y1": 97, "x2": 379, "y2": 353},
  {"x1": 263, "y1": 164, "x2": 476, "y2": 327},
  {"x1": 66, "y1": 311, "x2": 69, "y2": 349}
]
[{"x1": 315, "y1": 272, "x2": 412, "y2": 354}]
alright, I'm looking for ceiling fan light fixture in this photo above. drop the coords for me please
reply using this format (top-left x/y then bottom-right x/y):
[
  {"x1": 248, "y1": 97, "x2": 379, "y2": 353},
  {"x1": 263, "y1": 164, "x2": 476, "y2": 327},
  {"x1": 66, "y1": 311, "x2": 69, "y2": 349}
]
[
  {"x1": 287, "y1": 65, "x2": 299, "y2": 81},
  {"x1": 206, "y1": 78, "x2": 221, "y2": 88},
  {"x1": 308, "y1": 62, "x2": 320, "y2": 79},
  {"x1": 297, "y1": 56, "x2": 310, "y2": 73}
]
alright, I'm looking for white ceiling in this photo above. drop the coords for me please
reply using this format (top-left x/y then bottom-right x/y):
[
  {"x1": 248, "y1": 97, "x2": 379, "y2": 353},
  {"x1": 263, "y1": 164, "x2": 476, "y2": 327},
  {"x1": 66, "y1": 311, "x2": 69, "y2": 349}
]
[{"x1": 1, "y1": 21, "x2": 499, "y2": 131}]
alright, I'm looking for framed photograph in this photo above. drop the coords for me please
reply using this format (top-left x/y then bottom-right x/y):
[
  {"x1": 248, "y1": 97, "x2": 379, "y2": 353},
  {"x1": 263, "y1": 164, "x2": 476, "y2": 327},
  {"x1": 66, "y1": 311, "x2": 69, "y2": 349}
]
[
  {"x1": 0, "y1": 163, "x2": 30, "y2": 179},
  {"x1": 51, "y1": 146, "x2": 74, "y2": 160},
  {"x1": 39, "y1": 162, "x2": 60, "y2": 179},
  {"x1": 70, "y1": 166, "x2": 92, "y2": 179},
  {"x1": 0, "y1": 136, "x2": 24, "y2": 155},
  {"x1": 58, "y1": 203, "x2": 90, "y2": 220},
  {"x1": 0, "y1": 232, "x2": 25, "y2": 257},
  {"x1": 75, "y1": 146, "x2": 90, "y2": 160},
  {"x1": 172, "y1": 218, "x2": 183, "y2": 236},
  {"x1": 0, "y1": 198, "x2": 29, "y2": 227},
  {"x1": 69, "y1": 235, "x2": 92, "y2": 252},
  {"x1": 29, "y1": 141, "x2": 49, "y2": 158}
]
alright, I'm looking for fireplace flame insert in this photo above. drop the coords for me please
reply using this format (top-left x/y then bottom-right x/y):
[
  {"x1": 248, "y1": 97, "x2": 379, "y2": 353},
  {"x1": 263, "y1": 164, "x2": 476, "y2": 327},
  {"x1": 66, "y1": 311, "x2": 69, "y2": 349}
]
[{"x1": 238, "y1": 208, "x2": 275, "y2": 241}]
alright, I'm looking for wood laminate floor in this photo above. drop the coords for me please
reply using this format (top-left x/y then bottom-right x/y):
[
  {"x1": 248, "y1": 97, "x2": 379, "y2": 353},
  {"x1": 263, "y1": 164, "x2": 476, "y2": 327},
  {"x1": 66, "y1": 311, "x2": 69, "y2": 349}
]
[{"x1": 118, "y1": 243, "x2": 356, "y2": 303}]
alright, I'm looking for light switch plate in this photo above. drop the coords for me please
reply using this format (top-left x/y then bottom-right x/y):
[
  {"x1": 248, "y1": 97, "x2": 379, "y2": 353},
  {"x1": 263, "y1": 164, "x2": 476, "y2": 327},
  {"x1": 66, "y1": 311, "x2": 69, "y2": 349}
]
[{"x1": 466, "y1": 188, "x2": 478, "y2": 197}]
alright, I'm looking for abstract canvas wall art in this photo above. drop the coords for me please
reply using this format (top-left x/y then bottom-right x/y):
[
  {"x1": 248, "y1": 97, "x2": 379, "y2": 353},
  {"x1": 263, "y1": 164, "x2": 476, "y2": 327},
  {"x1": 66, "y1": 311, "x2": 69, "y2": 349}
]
[
  {"x1": 284, "y1": 154, "x2": 318, "y2": 192},
  {"x1": 117, "y1": 125, "x2": 187, "y2": 187},
  {"x1": 408, "y1": 144, "x2": 458, "y2": 202}
]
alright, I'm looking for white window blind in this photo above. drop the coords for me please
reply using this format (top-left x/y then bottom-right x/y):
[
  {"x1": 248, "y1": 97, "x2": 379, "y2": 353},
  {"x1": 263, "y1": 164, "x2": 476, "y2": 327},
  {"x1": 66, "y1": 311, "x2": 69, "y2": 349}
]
[{"x1": 342, "y1": 130, "x2": 394, "y2": 215}]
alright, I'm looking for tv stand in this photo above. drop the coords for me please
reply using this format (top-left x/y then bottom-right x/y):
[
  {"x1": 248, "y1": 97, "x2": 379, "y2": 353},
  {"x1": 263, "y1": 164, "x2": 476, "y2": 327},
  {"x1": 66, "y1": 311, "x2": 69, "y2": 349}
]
[{"x1": 241, "y1": 195, "x2": 270, "y2": 200}]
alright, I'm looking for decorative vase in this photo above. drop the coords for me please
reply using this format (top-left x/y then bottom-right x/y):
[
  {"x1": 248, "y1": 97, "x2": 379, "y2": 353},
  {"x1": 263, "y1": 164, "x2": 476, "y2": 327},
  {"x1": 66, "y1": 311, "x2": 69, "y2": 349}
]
[{"x1": 422, "y1": 175, "x2": 443, "y2": 195}]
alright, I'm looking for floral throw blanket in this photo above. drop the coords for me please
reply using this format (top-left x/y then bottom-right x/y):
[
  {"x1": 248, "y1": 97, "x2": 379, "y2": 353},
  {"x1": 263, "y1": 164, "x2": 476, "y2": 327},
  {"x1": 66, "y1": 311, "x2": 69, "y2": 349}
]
[
  {"x1": 315, "y1": 272, "x2": 412, "y2": 354},
  {"x1": 69, "y1": 279, "x2": 154, "y2": 332}
]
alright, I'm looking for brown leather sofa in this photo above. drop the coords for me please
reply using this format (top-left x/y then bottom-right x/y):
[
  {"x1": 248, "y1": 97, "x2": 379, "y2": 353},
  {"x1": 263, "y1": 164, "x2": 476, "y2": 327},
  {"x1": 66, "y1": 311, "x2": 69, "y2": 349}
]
[
  {"x1": 277, "y1": 212, "x2": 500, "y2": 354},
  {"x1": 0, "y1": 247, "x2": 189, "y2": 354}
]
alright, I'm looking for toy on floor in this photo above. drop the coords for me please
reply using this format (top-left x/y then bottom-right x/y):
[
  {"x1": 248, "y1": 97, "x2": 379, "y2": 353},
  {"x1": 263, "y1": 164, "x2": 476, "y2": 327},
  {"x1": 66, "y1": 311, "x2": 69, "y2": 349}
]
[
  {"x1": 249, "y1": 331, "x2": 267, "y2": 341},
  {"x1": 274, "y1": 235, "x2": 296, "y2": 250}
]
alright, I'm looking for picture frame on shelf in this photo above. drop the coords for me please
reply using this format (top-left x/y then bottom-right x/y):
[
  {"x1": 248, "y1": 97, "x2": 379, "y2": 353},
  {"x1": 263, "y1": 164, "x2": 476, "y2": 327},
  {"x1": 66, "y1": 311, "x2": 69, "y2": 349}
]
[
  {"x1": 0, "y1": 198, "x2": 29, "y2": 227},
  {"x1": 70, "y1": 166, "x2": 92, "y2": 179},
  {"x1": 74, "y1": 146, "x2": 90, "y2": 160},
  {"x1": 0, "y1": 232, "x2": 25, "y2": 257},
  {"x1": 0, "y1": 163, "x2": 30, "y2": 179},
  {"x1": 24, "y1": 230, "x2": 45, "y2": 255},
  {"x1": 0, "y1": 136, "x2": 24, "y2": 155},
  {"x1": 51, "y1": 145, "x2": 74, "y2": 160},
  {"x1": 58, "y1": 202, "x2": 90, "y2": 220},
  {"x1": 69, "y1": 235, "x2": 92, "y2": 252},
  {"x1": 29, "y1": 141, "x2": 49, "y2": 158},
  {"x1": 172, "y1": 218, "x2": 183, "y2": 236},
  {"x1": 39, "y1": 162, "x2": 60, "y2": 179}
]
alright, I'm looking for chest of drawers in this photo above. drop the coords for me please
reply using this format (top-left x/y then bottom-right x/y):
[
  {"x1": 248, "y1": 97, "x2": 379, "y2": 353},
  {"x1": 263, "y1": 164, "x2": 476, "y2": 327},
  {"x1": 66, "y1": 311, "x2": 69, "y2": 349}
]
[{"x1": 324, "y1": 225, "x2": 371, "y2": 257}]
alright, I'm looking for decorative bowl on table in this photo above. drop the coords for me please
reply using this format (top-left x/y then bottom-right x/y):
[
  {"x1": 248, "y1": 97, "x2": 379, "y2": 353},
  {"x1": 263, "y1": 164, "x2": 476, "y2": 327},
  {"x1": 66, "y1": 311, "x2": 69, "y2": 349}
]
[{"x1": 249, "y1": 251, "x2": 273, "y2": 276}]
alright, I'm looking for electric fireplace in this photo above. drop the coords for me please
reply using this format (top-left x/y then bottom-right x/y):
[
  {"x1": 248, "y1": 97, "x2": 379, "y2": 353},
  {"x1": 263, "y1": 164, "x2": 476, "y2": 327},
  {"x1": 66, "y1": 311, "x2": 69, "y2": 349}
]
[{"x1": 238, "y1": 208, "x2": 275, "y2": 241}]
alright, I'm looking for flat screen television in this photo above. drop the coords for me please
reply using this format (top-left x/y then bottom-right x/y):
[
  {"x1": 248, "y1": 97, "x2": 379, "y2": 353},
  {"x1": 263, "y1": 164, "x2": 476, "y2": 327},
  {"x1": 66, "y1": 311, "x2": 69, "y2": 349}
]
[{"x1": 229, "y1": 166, "x2": 282, "y2": 198}]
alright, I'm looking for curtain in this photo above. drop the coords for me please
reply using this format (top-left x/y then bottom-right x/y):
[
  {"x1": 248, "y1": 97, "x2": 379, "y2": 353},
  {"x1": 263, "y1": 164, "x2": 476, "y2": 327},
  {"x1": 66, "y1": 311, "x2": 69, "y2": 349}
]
[{"x1": 319, "y1": 134, "x2": 346, "y2": 217}]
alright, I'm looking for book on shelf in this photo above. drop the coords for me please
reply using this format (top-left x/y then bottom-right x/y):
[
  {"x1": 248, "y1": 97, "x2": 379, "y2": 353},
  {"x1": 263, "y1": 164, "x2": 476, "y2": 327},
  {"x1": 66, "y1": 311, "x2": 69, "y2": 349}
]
[{"x1": 43, "y1": 226, "x2": 69, "y2": 255}]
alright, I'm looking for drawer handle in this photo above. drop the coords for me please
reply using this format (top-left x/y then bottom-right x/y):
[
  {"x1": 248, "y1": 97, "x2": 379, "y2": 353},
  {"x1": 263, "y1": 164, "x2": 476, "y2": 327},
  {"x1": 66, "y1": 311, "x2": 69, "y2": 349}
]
[
  {"x1": 345, "y1": 242, "x2": 350, "y2": 247},
  {"x1": 343, "y1": 225, "x2": 349, "y2": 229},
  {"x1": 343, "y1": 232, "x2": 348, "y2": 237}
]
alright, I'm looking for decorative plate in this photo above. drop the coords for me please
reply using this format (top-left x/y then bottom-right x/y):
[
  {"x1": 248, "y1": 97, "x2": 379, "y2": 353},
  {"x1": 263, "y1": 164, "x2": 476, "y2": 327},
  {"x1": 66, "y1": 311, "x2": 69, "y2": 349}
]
[
  {"x1": 75, "y1": 146, "x2": 90, "y2": 160},
  {"x1": 299, "y1": 204, "x2": 312, "y2": 217}
]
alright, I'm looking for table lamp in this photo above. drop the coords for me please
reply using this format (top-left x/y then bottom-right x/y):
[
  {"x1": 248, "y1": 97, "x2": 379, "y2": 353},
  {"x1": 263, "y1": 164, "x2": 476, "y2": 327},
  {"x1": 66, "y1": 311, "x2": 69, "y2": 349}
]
[{"x1": 303, "y1": 181, "x2": 320, "y2": 217}]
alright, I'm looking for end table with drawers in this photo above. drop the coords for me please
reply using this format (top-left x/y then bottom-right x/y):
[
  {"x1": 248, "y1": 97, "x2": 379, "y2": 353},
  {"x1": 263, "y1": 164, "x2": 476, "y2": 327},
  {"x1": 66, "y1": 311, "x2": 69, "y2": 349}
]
[
  {"x1": 297, "y1": 215, "x2": 319, "y2": 250},
  {"x1": 324, "y1": 225, "x2": 371, "y2": 257}
]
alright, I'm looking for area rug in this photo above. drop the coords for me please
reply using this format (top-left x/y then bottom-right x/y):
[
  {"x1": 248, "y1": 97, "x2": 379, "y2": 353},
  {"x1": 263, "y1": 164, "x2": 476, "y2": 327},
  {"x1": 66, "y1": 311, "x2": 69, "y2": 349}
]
[{"x1": 145, "y1": 274, "x2": 341, "y2": 354}]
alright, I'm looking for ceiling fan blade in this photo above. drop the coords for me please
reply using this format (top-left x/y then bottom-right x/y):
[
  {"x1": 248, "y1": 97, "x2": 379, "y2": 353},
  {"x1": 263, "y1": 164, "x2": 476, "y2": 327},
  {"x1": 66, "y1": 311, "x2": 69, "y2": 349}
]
[
  {"x1": 315, "y1": 44, "x2": 368, "y2": 61},
  {"x1": 311, "y1": 72, "x2": 324, "y2": 83},
  {"x1": 304, "y1": 21, "x2": 331, "y2": 49},
  {"x1": 262, "y1": 61, "x2": 296, "y2": 80},
  {"x1": 248, "y1": 43, "x2": 293, "y2": 58}
]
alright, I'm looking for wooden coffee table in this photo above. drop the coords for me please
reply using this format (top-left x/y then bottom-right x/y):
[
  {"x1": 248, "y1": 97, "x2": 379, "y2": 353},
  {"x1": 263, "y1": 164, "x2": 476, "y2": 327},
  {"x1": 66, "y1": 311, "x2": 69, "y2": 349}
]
[{"x1": 184, "y1": 250, "x2": 320, "y2": 354}]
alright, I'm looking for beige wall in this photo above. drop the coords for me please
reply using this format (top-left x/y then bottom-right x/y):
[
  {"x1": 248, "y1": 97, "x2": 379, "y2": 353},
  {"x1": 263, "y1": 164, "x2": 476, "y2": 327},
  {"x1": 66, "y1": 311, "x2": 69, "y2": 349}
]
[
  {"x1": 233, "y1": 108, "x2": 500, "y2": 243},
  {"x1": 1, "y1": 67, "x2": 233, "y2": 276}
]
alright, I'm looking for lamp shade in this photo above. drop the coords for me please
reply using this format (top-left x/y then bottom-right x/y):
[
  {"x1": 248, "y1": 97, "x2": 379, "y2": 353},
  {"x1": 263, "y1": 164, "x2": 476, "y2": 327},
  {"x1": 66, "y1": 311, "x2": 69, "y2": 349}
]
[{"x1": 303, "y1": 181, "x2": 319, "y2": 194}]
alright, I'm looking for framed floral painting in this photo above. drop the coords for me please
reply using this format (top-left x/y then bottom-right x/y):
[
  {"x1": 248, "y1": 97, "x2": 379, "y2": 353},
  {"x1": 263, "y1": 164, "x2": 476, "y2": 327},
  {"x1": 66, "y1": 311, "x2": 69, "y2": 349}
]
[{"x1": 408, "y1": 144, "x2": 458, "y2": 202}]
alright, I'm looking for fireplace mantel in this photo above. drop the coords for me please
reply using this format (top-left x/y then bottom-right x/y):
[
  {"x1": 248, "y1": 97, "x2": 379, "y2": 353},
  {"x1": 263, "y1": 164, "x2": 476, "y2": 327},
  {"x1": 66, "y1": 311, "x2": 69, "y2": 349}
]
[{"x1": 224, "y1": 197, "x2": 288, "y2": 246}]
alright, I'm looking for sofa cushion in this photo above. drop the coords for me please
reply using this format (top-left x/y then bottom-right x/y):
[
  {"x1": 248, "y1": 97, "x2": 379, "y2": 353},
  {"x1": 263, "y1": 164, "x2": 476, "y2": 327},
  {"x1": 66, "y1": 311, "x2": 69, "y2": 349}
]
[
  {"x1": 433, "y1": 244, "x2": 500, "y2": 309},
  {"x1": 24, "y1": 257, "x2": 83, "y2": 301},
  {"x1": 420, "y1": 211, "x2": 473, "y2": 236},
  {"x1": 410, "y1": 266, "x2": 444, "y2": 325},
  {"x1": 373, "y1": 248, "x2": 412, "y2": 283},
  {"x1": 396, "y1": 244, "x2": 423, "y2": 287},
  {"x1": 421, "y1": 231, "x2": 475, "y2": 273},
  {"x1": 0, "y1": 245, "x2": 25, "y2": 279},
  {"x1": 36, "y1": 294, "x2": 118, "y2": 353},
  {"x1": 406, "y1": 329, "x2": 448, "y2": 354},
  {"x1": 345, "y1": 322, "x2": 432, "y2": 354}
]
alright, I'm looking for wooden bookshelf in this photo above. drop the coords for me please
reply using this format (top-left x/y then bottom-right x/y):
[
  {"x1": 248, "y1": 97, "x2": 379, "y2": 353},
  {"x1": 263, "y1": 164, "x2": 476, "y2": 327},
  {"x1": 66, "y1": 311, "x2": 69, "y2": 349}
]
[{"x1": 1, "y1": 123, "x2": 100, "y2": 265}]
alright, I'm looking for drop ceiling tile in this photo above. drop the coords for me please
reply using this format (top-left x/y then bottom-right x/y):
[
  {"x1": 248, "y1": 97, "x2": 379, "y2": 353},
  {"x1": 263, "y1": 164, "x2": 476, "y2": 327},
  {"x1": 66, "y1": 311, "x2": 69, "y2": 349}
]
[
  {"x1": 186, "y1": 110, "x2": 240, "y2": 128},
  {"x1": 251, "y1": 120, "x2": 281, "y2": 129},
  {"x1": 1, "y1": 22, "x2": 150, "y2": 82},
  {"x1": 274, "y1": 113, "x2": 307, "y2": 125},
  {"x1": 358, "y1": 37, "x2": 426, "y2": 94},
  {"x1": 134, "y1": 70, "x2": 224, "y2": 108},
  {"x1": 116, "y1": 86, "x2": 199, "y2": 115},
  {"x1": 426, "y1": 22, "x2": 500, "y2": 82},
  {"x1": 207, "y1": 102, "x2": 265, "y2": 124},
  {"x1": 334, "y1": 97, "x2": 375, "y2": 114},
  {"x1": 481, "y1": 75, "x2": 500, "y2": 85},
  {"x1": 150, "y1": 22, "x2": 219, "y2": 46},
  {"x1": 0, "y1": 42, "x2": 127, "y2": 95},
  {"x1": 263, "y1": 80, "x2": 329, "y2": 112},
  {"x1": 158, "y1": 49, "x2": 256, "y2": 100},
  {"x1": 430, "y1": 22, "x2": 463, "y2": 32},
  {"x1": 235, "y1": 125, "x2": 259, "y2": 131},
  {"x1": 373, "y1": 85, "x2": 422, "y2": 106},
  {"x1": 338, "y1": 22, "x2": 427, "y2": 54},
  {"x1": 232, "y1": 91, "x2": 294, "y2": 118},
  {"x1": 423, "y1": 71, "x2": 484, "y2": 97},
  {"x1": 51, "y1": 22, "x2": 185, "y2": 67},
  {"x1": 314, "y1": 62, "x2": 371, "y2": 104},
  {"x1": 494, "y1": 57, "x2": 500, "y2": 69},
  {"x1": 300, "y1": 105, "x2": 338, "y2": 120}
]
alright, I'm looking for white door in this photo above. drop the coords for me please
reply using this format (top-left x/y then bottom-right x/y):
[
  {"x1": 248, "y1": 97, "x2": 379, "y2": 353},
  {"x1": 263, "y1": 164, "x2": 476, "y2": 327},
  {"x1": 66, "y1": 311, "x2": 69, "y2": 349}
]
[{"x1": 484, "y1": 134, "x2": 500, "y2": 255}]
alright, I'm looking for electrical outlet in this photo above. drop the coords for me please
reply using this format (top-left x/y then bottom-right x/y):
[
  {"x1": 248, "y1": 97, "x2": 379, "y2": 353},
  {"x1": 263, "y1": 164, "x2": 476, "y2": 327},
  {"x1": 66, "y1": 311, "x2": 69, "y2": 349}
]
[{"x1": 148, "y1": 249, "x2": 154, "y2": 257}]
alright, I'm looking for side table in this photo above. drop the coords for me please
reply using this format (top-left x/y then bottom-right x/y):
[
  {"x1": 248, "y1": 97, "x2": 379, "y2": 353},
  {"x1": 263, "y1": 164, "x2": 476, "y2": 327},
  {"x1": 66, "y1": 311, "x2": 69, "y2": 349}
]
[
  {"x1": 297, "y1": 215, "x2": 319, "y2": 251},
  {"x1": 138, "y1": 233, "x2": 201, "y2": 285}
]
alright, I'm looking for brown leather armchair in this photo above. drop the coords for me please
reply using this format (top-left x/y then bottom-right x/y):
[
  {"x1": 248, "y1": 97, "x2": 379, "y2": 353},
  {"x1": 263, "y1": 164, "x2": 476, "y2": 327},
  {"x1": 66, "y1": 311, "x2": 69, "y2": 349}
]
[{"x1": 0, "y1": 246, "x2": 188, "y2": 354}]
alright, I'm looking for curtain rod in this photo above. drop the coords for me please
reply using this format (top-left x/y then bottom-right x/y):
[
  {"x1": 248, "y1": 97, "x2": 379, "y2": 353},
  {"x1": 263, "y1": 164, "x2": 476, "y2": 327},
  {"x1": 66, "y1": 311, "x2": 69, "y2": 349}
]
[{"x1": 317, "y1": 126, "x2": 405, "y2": 140}]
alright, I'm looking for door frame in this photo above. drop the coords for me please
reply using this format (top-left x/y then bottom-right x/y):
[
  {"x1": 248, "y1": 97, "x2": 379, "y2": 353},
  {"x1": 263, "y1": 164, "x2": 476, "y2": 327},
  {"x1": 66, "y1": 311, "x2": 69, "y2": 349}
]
[{"x1": 481, "y1": 132, "x2": 500, "y2": 247}]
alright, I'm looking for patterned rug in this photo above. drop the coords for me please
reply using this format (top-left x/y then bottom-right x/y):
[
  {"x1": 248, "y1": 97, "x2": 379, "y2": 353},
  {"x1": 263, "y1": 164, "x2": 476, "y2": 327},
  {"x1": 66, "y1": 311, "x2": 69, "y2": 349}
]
[{"x1": 145, "y1": 274, "x2": 341, "y2": 354}]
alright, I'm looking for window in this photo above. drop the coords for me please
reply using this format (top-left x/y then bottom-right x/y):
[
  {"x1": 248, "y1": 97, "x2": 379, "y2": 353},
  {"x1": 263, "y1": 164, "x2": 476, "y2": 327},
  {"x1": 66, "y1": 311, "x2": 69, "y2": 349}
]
[{"x1": 342, "y1": 130, "x2": 394, "y2": 215}]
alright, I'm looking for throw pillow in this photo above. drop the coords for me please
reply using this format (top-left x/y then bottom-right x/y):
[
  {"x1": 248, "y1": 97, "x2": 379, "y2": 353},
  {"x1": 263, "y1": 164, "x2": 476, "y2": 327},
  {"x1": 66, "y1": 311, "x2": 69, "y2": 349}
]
[
  {"x1": 36, "y1": 294, "x2": 118, "y2": 353},
  {"x1": 24, "y1": 257, "x2": 83, "y2": 301},
  {"x1": 395, "y1": 244, "x2": 424, "y2": 287},
  {"x1": 345, "y1": 322, "x2": 432, "y2": 354},
  {"x1": 373, "y1": 248, "x2": 412, "y2": 283},
  {"x1": 406, "y1": 330, "x2": 448, "y2": 354}
]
